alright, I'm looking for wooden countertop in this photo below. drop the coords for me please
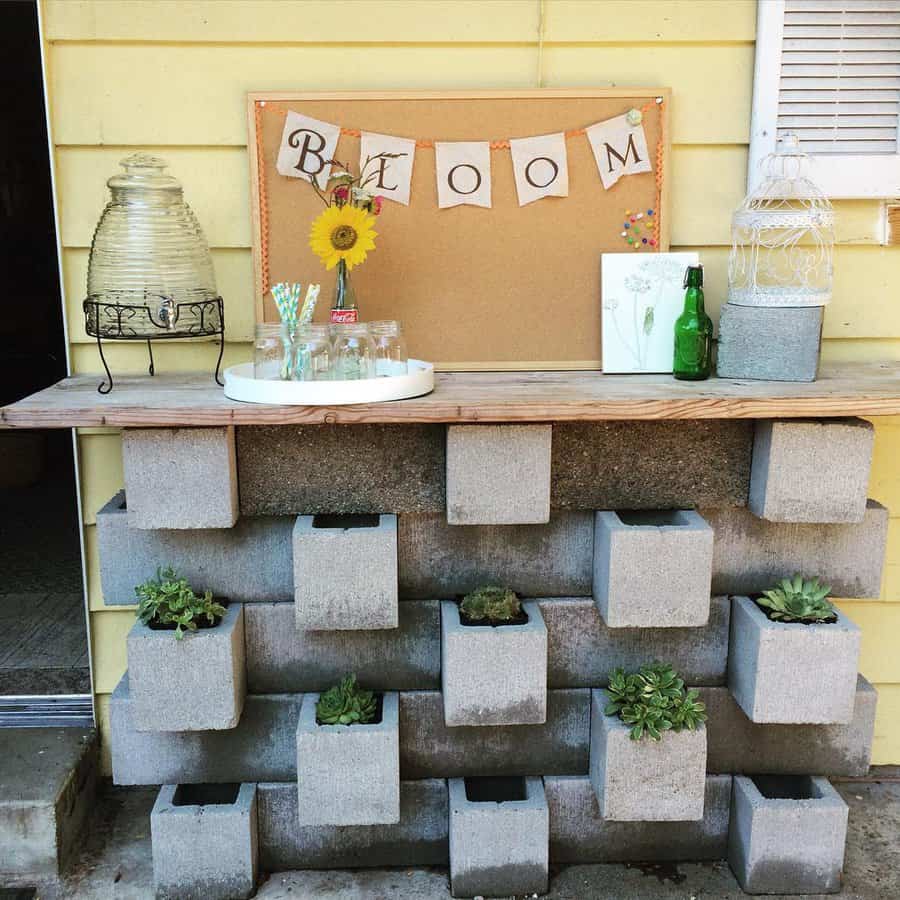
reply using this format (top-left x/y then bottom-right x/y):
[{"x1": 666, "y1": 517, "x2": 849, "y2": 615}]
[{"x1": 3, "y1": 362, "x2": 900, "y2": 428}]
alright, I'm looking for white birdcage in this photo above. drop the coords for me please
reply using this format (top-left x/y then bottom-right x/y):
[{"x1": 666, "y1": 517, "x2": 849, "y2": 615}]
[{"x1": 728, "y1": 133, "x2": 834, "y2": 308}]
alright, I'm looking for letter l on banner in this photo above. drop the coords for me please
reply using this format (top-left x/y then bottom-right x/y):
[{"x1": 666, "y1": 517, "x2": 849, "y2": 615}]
[
  {"x1": 434, "y1": 142, "x2": 492, "y2": 209},
  {"x1": 585, "y1": 113, "x2": 652, "y2": 190},
  {"x1": 276, "y1": 111, "x2": 341, "y2": 189},
  {"x1": 359, "y1": 132, "x2": 416, "y2": 206}
]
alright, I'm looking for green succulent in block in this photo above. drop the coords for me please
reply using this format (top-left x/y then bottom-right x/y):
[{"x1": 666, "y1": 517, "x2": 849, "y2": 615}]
[
  {"x1": 604, "y1": 662, "x2": 707, "y2": 742},
  {"x1": 134, "y1": 566, "x2": 225, "y2": 640},
  {"x1": 316, "y1": 674, "x2": 378, "y2": 726},
  {"x1": 757, "y1": 575, "x2": 836, "y2": 624},
  {"x1": 459, "y1": 586, "x2": 522, "y2": 622}
]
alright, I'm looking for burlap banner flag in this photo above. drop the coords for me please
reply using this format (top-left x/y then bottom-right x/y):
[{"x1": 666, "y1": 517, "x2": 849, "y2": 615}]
[
  {"x1": 585, "y1": 113, "x2": 652, "y2": 190},
  {"x1": 276, "y1": 111, "x2": 342, "y2": 189},
  {"x1": 509, "y1": 132, "x2": 569, "y2": 206},
  {"x1": 359, "y1": 132, "x2": 416, "y2": 206},
  {"x1": 434, "y1": 141, "x2": 492, "y2": 209}
]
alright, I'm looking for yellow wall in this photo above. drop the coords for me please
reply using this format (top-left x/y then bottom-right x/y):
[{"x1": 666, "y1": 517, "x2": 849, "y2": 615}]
[{"x1": 41, "y1": 0, "x2": 900, "y2": 769}]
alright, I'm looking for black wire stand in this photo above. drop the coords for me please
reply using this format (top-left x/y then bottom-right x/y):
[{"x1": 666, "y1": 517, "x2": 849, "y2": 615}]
[{"x1": 83, "y1": 293, "x2": 225, "y2": 394}]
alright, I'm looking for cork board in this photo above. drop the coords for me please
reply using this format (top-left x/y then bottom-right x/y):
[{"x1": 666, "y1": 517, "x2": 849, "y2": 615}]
[{"x1": 248, "y1": 89, "x2": 671, "y2": 371}]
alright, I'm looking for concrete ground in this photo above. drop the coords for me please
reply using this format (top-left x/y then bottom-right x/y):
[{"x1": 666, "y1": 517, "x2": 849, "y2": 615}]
[{"x1": 11, "y1": 772, "x2": 899, "y2": 900}]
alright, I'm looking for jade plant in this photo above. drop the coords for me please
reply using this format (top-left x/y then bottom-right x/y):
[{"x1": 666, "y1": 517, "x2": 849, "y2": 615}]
[
  {"x1": 134, "y1": 566, "x2": 225, "y2": 640},
  {"x1": 757, "y1": 575, "x2": 836, "y2": 624},
  {"x1": 460, "y1": 585, "x2": 522, "y2": 622},
  {"x1": 316, "y1": 674, "x2": 378, "y2": 725},
  {"x1": 604, "y1": 662, "x2": 707, "y2": 742}
]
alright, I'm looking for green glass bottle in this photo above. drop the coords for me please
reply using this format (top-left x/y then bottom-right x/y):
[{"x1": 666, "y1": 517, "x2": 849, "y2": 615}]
[{"x1": 673, "y1": 264, "x2": 713, "y2": 380}]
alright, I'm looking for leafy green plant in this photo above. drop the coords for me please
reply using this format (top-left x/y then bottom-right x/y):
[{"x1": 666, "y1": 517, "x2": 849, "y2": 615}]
[
  {"x1": 757, "y1": 575, "x2": 836, "y2": 624},
  {"x1": 460, "y1": 586, "x2": 522, "y2": 622},
  {"x1": 316, "y1": 674, "x2": 378, "y2": 726},
  {"x1": 135, "y1": 567, "x2": 225, "y2": 640},
  {"x1": 604, "y1": 662, "x2": 707, "y2": 742}
]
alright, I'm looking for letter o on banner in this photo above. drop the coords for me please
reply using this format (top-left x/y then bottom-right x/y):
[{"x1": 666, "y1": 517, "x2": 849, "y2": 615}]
[
  {"x1": 509, "y1": 132, "x2": 569, "y2": 206},
  {"x1": 435, "y1": 142, "x2": 492, "y2": 209}
]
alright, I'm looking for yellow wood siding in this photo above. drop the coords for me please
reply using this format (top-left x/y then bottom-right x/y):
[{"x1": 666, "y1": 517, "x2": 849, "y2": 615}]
[{"x1": 41, "y1": 0, "x2": 900, "y2": 767}]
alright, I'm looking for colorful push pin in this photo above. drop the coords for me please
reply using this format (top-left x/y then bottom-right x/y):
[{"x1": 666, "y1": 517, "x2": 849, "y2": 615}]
[
  {"x1": 636, "y1": 213, "x2": 643, "y2": 219},
  {"x1": 623, "y1": 222, "x2": 630, "y2": 229},
  {"x1": 649, "y1": 239, "x2": 656, "y2": 247},
  {"x1": 625, "y1": 209, "x2": 631, "y2": 216},
  {"x1": 634, "y1": 226, "x2": 640, "y2": 234},
  {"x1": 647, "y1": 209, "x2": 654, "y2": 216},
  {"x1": 642, "y1": 238, "x2": 648, "y2": 244},
  {"x1": 620, "y1": 231, "x2": 627, "y2": 237},
  {"x1": 627, "y1": 237, "x2": 633, "y2": 244},
  {"x1": 630, "y1": 216, "x2": 636, "y2": 223}
]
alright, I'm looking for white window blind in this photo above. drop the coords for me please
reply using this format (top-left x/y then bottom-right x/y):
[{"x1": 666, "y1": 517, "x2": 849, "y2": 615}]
[{"x1": 750, "y1": 0, "x2": 900, "y2": 198}]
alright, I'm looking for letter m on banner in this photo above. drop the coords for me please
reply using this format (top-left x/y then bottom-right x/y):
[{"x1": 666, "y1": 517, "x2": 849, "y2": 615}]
[
  {"x1": 586, "y1": 114, "x2": 652, "y2": 190},
  {"x1": 276, "y1": 111, "x2": 341, "y2": 189}
]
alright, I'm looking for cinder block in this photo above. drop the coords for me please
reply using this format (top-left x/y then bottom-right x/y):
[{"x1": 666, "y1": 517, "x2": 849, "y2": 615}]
[
  {"x1": 717, "y1": 303, "x2": 823, "y2": 382},
  {"x1": 449, "y1": 777, "x2": 549, "y2": 898},
  {"x1": 589, "y1": 691, "x2": 707, "y2": 821},
  {"x1": 749, "y1": 419, "x2": 874, "y2": 523},
  {"x1": 728, "y1": 775, "x2": 848, "y2": 894},
  {"x1": 546, "y1": 775, "x2": 731, "y2": 863},
  {"x1": 593, "y1": 510, "x2": 714, "y2": 628},
  {"x1": 127, "y1": 603, "x2": 246, "y2": 732},
  {"x1": 399, "y1": 689, "x2": 590, "y2": 779},
  {"x1": 296, "y1": 692, "x2": 400, "y2": 826},
  {"x1": 552, "y1": 421, "x2": 753, "y2": 510},
  {"x1": 151, "y1": 783, "x2": 258, "y2": 900},
  {"x1": 702, "y1": 677, "x2": 877, "y2": 777},
  {"x1": 399, "y1": 511, "x2": 594, "y2": 599},
  {"x1": 541, "y1": 596, "x2": 730, "y2": 688},
  {"x1": 236, "y1": 424, "x2": 445, "y2": 515},
  {"x1": 110, "y1": 676, "x2": 302, "y2": 785},
  {"x1": 97, "y1": 492, "x2": 293, "y2": 605},
  {"x1": 293, "y1": 514, "x2": 398, "y2": 631},
  {"x1": 441, "y1": 600, "x2": 547, "y2": 727},
  {"x1": 446, "y1": 424, "x2": 552, "y2": 525},
  {"x1": 256, "y1": 780, "x2": 448, "y2": 870},
  {"x1": 245, "y1": 600, "x2": 439, "y2": 693},
  {"x1": 123, "y1": 427, "x2": 238, "y2": 529},
  {"x1": 705, "y1": 501, "x2": 889, "y2": 598},
  {"x1": 729, "y1": 596, "x2": 861, "y2": 724}
]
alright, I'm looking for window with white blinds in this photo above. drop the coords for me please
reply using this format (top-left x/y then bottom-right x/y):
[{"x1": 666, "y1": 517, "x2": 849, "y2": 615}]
[{"x1": 750, "y1": 0, "x2": 900, "y2": 197}]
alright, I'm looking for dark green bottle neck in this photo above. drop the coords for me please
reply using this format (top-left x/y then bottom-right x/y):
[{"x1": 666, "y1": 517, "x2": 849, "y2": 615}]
[{"x1": 682, "y1": 285, "x2": 705, "y2": 316}]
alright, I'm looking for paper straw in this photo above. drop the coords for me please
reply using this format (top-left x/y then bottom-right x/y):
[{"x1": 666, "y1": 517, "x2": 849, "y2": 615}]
[{"x1": 299, "y1": 284, "x2": 321, "y2": 325}]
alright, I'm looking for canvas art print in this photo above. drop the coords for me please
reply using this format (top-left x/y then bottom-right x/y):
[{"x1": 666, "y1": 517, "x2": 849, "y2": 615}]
[{"x1": 601, "y1": 251, "x2": 700, "y2": 373}]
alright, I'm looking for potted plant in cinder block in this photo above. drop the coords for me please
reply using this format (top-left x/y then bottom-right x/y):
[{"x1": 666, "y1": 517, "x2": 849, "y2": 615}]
[
  {"x1": 127, "y1": 566, "x2": 246, "y2": 732},
  {"x1": 728, "y1": 576, "x2": 861, "y2": 724},
  {"x1": 590, "y1": 662, "x2": 707, "y2": 821},
  {"x1": 296, "y1": 673, "x2": 400, "y2": 826},
  {"x1": 441, "y1": 586, "x2": 547, "y2": 727}
]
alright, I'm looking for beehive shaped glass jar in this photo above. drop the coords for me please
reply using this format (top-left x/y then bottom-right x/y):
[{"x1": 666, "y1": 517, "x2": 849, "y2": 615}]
[{"x1": 728, "y1": 134, "x2": 834, "y2": 308}]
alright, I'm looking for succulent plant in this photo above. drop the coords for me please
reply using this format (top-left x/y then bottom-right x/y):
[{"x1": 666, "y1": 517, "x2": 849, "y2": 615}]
[
  {"x1": 135, "y1": 566, "x2": 225, "y2": 640},
  {"x1": 316, "y1": 674, "x2": 378, "y2": 726},
  {"x1": 460, "y1": 586, "x2": 522, "y2": 622},
  {"x1": 604, "y1": 662, "x2": 707, "y2": 742},
  {"x1": 757, "y1": 575, "x2": 835, "y2": 624}
]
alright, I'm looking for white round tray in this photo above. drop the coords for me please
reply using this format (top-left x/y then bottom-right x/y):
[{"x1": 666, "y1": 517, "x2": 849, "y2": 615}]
[{"x1": 223, "y1": 360, "x2": 435, "y2": 406}]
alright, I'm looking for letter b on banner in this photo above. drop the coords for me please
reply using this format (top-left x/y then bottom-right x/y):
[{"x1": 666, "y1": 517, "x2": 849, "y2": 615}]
[{"x1": 276, "y1": 111, "x2": 341, "y2": 188}]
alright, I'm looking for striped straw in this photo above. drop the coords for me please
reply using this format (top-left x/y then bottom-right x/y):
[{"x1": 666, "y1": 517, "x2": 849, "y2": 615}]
[
  {"x1": 271, "y1": 281, "x2": 302, "y2": 327},
  {"x1": 299, "y1": 284, "x2": 321, "y2": 325}
]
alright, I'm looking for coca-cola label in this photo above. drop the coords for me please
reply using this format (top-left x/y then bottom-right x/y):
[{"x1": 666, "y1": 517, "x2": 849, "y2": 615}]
[{"x1": 330, "y1": 308, "x2": 359, "y2": 325}]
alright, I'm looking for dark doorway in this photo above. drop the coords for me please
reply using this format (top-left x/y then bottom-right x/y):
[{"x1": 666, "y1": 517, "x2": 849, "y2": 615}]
[{"x1": 0, "y1": 1, "x2": 90, "y2": 722}]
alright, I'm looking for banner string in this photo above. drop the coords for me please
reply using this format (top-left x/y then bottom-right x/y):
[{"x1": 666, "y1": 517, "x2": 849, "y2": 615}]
[{"x1": 255, "y1": 98, "x2": 665, "y2": 295}]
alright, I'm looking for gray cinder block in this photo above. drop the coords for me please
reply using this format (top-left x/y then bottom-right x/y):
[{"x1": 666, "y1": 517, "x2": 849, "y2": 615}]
[
  {"x1": 546, "y1": 774, "x2": 731, "y2": 863},
  {"x1": 122, "y1": 427, "x2": 238, "y2": 529},
  {"x1": 551, "y1": 421, "x2": 753, "y2": 510},
  {"x1": 446, "y1": 424, "x2": 552, "y2": 525},
  {"x1": 704, "y1": 501, "x2": 889, "y2": 599},
  {"x1": 541, "y1": 596, "x2": 730, "y2": 688},
  {"x1": 127, "y1": 603, "x2": 246, "y2": 732},
  {"x1": 448, "y1": 777, "x2": 549, "y2": 898},
  {"x1": 589, "y1": 691, "x2": 707, "y2": 821},
  {"x1": 399, "y1": 511, "x2": 594, "y2": 599},
  {"x1": 593, "y1": 510, "x2": 714, "y2": 628},
  {"x1": 717, "y1": 303, "x2": 823, "y2": 383},
  {"x1": 110, "y1": 676, "x2": 302, "y2": 785},
  {"x1": 256, "y1": 780, "x2": 448, "y2": 870},
  {"x1": 244, "y1": 600, "x2": 440, "y2": 693},
  {"x1": 236, "y1": 424, "x2": 445, "y2": 515},
  {"x1": 728, "y1": 775, "x2": 848, "y2": 894},
  {"x1": 441, "y1": 600, "x2": 547, "y2": 727},
  {"x1": 728, "y1": 596, "x2": 861, "y2": 724},
  {"x1": 296, "y1": 692, "x2": 400, "y2": 826},
  {"x1": 749, "y1": 418, "x2": 874, "y2": 524},
  {"x1": 151, "y1": 783, "x2": 258, "y2": 900},
  {"x1": 97, "y1": 492, "x2": 293, "y2": 605},
  {"x1": 702, "y1": 677, "x2": 877, "y2": 777},
  {"x1": 293, "y1": 514, "x2": 398, "y2": 631}
]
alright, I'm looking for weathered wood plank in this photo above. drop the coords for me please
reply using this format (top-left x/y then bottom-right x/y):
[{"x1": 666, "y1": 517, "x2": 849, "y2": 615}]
[{"x1": 4, "y1": 364, "x2": 900, "y2": 427}]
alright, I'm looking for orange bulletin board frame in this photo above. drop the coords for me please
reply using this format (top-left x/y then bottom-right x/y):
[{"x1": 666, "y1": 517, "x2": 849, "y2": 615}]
[{"x1": 248, "y1": 89, "x2": 671, "y2": 371}]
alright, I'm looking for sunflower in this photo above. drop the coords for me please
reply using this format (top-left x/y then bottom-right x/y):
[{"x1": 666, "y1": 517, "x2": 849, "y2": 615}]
[{"x1": 308, "y1": 204, "x2": 377, "y2": 271}]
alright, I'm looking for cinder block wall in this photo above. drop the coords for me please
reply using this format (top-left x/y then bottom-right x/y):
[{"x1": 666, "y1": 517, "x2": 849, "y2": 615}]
[{"x1": 40, "y1": 0, "x2": 900, "y2": 764}]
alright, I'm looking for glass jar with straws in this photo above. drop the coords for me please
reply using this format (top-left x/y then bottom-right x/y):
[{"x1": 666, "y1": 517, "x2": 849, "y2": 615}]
[{"x1": 269, "y1": 281, "x2": 321, "y2": 380}]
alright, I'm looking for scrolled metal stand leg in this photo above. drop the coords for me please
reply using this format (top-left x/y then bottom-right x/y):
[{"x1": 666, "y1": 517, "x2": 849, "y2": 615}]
[
  {"x1": 147, "y1": 339, "x2": 155, "y2": 377},
  {"x1": 96, "y1": 334, "x2": 113, "y2": 395},
  {"x1": 214, "y1": 328, "x2": 225, "y2": 387}
]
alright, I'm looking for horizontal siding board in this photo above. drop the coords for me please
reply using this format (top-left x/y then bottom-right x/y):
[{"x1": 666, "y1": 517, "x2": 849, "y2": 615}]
[
  {"x1": 43, "y1": 0, "x2": 541, "y2": 43},
  {"x1": 70, "y1": 339, "x2": 251, "y2": 376}
]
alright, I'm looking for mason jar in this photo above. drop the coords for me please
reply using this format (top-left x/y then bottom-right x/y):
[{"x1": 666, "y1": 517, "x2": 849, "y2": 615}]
[
  {"x1": 332, "y1": 323, "x2": 376, "y2": 380},
  {"x1": 254, "y1": 324, "x2": 283, "y2": 380},
  {"x1": 292, "y1": 324, "x2": 334, "y2": 381},
  {"x1": 369, "y1": 320, "x2": 408, "y2": 377}
]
